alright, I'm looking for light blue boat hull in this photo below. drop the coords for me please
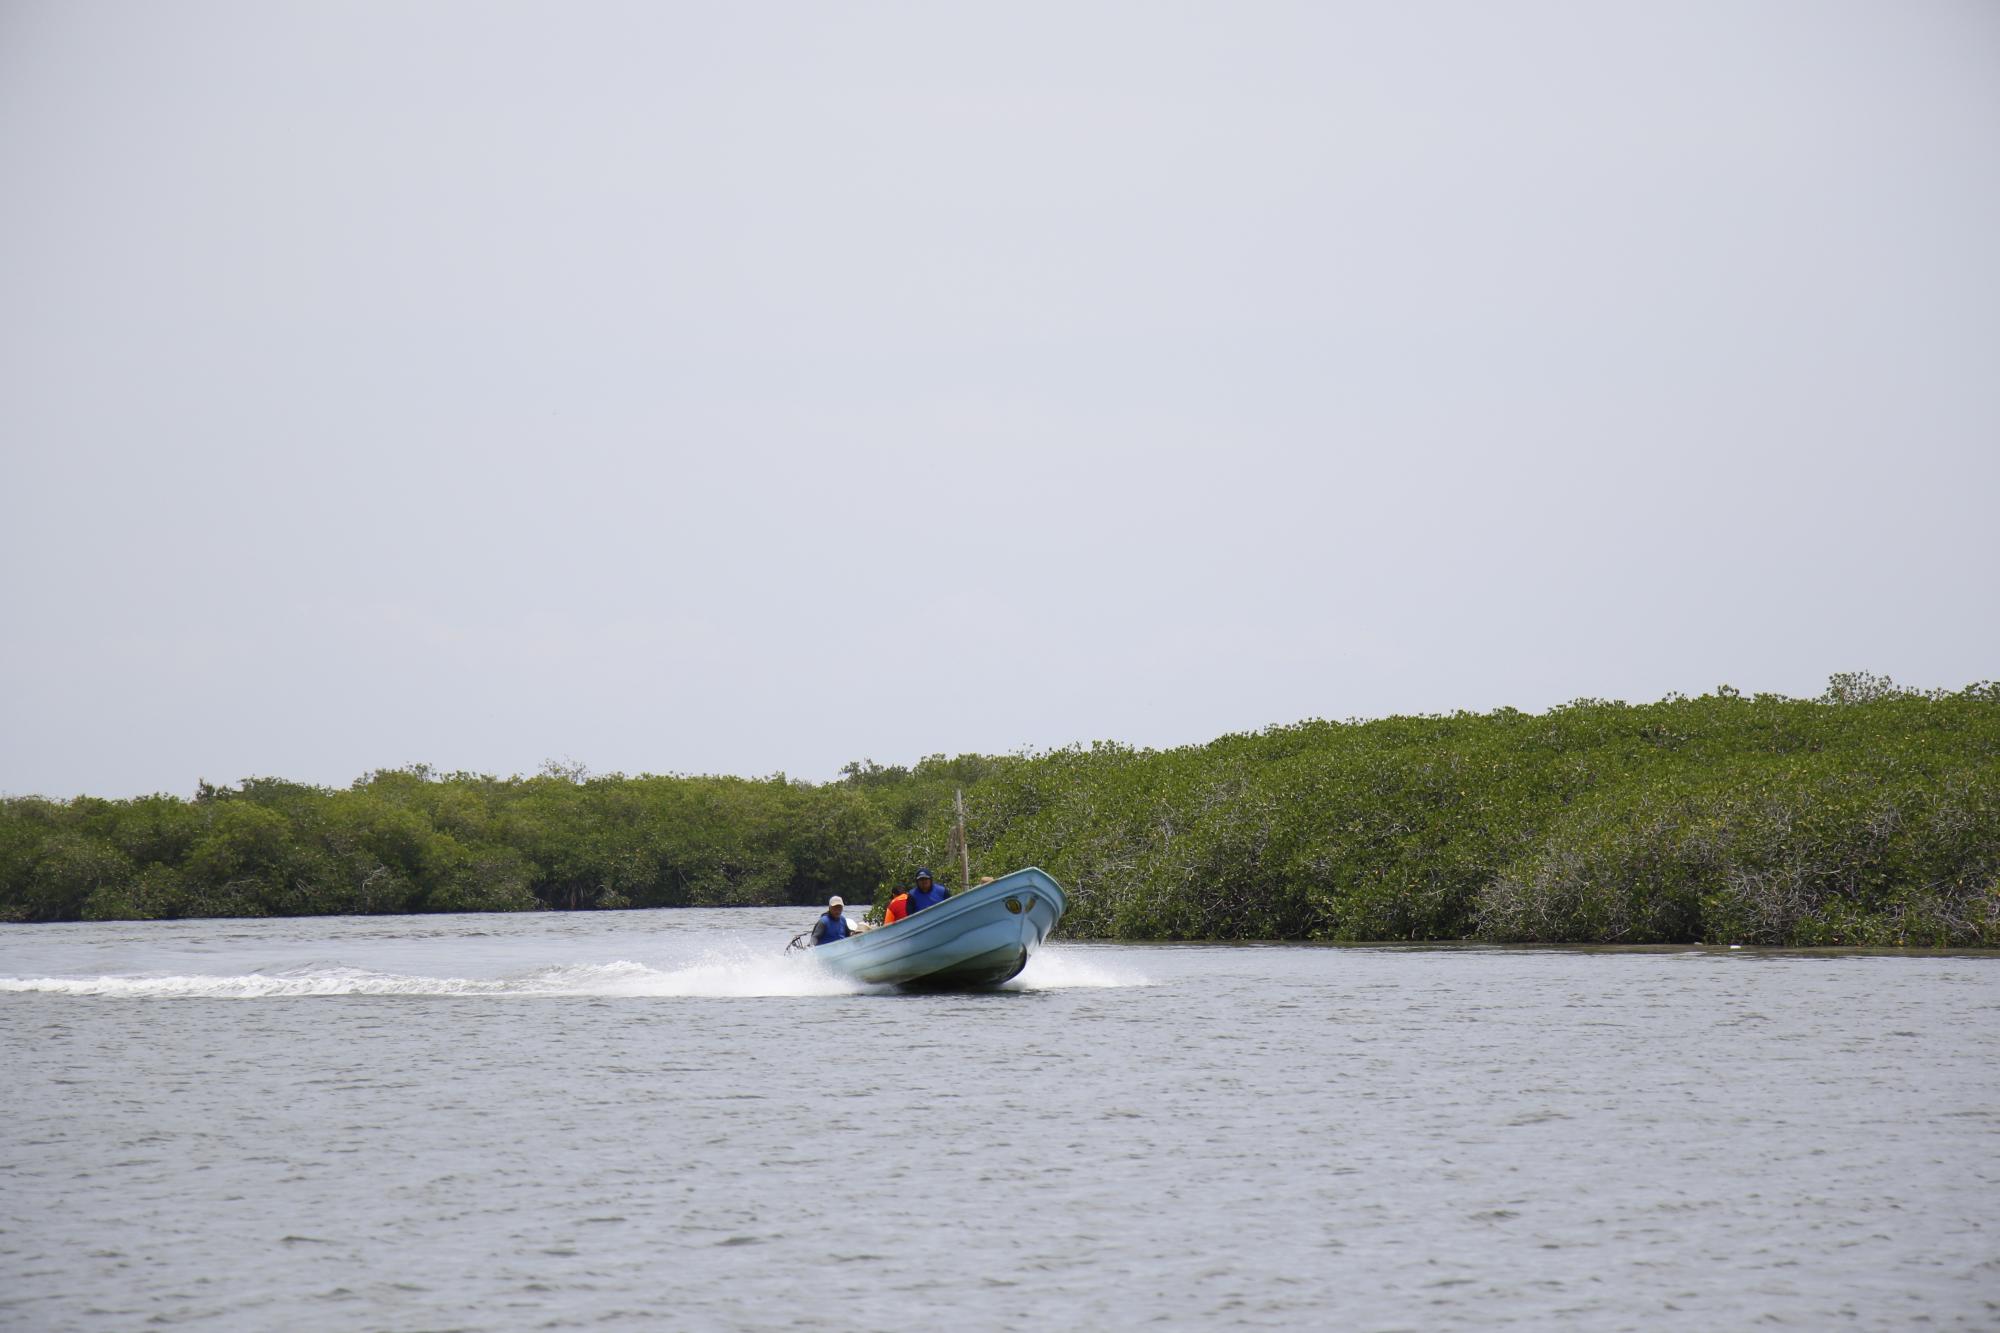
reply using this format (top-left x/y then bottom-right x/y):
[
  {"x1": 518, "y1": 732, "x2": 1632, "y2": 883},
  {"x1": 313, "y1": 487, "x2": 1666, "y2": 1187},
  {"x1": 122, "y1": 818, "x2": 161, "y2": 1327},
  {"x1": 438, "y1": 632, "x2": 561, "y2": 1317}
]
[{"x1": 808, "y1": 867, "x2": 1067, "y2": 991}]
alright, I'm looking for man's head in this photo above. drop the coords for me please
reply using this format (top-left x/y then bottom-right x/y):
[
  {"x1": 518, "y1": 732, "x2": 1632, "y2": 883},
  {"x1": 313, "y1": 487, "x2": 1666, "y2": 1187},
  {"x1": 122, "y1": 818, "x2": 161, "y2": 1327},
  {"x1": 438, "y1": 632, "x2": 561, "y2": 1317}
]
[
  {"x1": 827, "y1": 895, "x2": 844, "y2": 915},
  {"x1": 915, "y1": 869, "x2": 933, "y2": 889}
]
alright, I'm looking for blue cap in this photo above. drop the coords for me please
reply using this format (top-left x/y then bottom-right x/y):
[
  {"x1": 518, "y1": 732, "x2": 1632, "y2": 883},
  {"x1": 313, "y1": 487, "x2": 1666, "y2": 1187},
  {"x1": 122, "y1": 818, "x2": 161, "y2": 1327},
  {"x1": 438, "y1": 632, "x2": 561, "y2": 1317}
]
[{"x1": 916, "y1": 868, "x2": 933, "y2": 880}]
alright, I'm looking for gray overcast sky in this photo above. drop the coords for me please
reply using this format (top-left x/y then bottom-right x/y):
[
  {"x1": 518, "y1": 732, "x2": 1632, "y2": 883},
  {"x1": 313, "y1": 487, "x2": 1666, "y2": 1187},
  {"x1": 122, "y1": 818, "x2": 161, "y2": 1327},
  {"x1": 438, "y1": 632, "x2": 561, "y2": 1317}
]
[{"x1": 2, "y1": 1, "x2": 1996, "y2": 798}]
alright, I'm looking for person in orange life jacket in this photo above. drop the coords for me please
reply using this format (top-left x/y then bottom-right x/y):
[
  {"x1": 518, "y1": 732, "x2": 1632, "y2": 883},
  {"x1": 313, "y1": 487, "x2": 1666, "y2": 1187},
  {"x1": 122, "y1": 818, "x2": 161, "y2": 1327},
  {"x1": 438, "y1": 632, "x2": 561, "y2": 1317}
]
[
  {"x1": 809, "y1": 896, "x2": 852, "y2": 945},
  {"x1": 884, "y1": 890, "x2": 911, "y2": 924},
  {"x1": 905, "y1": 868, "x2": 950, "y2": 915}
]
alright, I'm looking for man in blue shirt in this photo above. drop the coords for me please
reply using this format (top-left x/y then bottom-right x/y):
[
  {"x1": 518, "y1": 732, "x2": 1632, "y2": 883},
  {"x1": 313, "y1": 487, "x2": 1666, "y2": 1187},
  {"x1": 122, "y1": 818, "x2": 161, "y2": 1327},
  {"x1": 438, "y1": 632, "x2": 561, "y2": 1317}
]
[
  {"x1": 810, "y1": 896, "x2": 852, "y2": 945},
  {"x1": 905, "y1": 869, "x2": 951, "y2": 915}
]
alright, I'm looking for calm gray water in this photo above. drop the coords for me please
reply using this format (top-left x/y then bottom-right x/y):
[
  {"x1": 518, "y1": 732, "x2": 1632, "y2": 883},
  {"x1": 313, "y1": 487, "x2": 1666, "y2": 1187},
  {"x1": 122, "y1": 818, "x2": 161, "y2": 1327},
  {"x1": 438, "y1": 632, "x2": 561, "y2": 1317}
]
[{"x1": 3, "y1": 909, "x2": 1996, "y2": 1331}]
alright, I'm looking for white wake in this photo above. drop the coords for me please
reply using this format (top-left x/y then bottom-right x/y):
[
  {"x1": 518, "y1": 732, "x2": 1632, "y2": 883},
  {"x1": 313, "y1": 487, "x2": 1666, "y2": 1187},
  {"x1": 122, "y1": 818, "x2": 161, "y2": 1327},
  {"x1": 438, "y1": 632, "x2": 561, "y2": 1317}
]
[
  {"x1": 0, "y1": 950, "x2": 875, "y2": 1000},
  {"x1": 1007, "y1": 946, "x2": 1152, "y2": 990},
  {"x1": 0, "y1": 944, "x2": 1151, "y2": 999}
]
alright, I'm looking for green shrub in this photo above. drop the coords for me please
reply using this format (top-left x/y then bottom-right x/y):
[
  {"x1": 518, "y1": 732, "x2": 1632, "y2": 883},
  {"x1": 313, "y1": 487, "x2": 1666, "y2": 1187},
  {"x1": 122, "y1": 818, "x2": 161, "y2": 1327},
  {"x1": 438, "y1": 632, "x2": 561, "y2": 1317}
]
[{"x1": 4, "y1": 677, "x2": 1995, "y2": 942}]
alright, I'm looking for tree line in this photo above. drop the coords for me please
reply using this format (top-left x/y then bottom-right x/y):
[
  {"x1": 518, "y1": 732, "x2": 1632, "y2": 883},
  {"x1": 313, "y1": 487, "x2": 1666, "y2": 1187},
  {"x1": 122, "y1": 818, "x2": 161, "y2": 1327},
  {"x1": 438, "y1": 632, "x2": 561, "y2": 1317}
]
[{"x1": 4, "y1": 675, "x2": 1996, "y2": 945}]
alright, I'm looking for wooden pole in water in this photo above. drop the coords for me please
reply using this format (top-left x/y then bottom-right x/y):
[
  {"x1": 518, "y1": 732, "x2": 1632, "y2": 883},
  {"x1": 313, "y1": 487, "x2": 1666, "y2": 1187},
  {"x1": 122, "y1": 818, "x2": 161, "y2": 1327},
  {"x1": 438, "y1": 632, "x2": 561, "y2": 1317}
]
[{"x1": 955, "y1": 787, "x2": 972, "y2": 892}]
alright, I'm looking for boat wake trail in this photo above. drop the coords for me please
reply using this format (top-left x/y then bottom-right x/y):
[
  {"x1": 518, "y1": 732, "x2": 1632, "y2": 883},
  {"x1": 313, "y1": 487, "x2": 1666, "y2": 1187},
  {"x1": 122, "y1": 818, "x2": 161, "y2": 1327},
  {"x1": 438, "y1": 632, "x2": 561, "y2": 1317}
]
[
  {"x1": 0, "y1": 946, "x2": 1149, "y2": 999},
  {"x1": 0, "y1": 950, "x2": 879, "y2": 1000}
]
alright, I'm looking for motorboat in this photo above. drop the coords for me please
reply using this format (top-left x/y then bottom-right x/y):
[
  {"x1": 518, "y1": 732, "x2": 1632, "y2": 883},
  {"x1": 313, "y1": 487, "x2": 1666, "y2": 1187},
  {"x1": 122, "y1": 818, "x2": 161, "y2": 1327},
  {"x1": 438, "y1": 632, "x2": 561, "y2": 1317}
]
[{"x1": 795, "y1": 867, "x2": 1067, "y2": 990}]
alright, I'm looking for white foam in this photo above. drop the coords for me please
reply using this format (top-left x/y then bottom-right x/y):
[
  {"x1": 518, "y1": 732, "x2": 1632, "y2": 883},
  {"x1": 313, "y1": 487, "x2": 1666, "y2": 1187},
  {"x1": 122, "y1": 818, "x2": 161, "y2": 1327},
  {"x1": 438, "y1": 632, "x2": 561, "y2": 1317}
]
[
  {"x1": 1007, "y1": 946, "x2": 1152, "y2": 990},
  {"x1": 0, "y1": 944, "x2": 1148, "y2": 999},
  {"x1": 532, "y1": 951, "x2": 881, "y2": 999},
  {"x1": 0, "y1": 967, "x2": 449, "y2": 999},
  {"x1": 0, "y1": 950, "x2": 878, "y2": 1000}
]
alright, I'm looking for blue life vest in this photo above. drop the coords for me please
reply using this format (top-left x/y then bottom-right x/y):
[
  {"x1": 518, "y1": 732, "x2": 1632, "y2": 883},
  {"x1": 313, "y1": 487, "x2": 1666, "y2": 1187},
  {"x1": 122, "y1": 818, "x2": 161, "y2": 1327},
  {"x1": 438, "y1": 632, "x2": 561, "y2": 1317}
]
[
  {"x1": 813, "y1": 912, "x2": 849, "y2": 944},
  {"x1": 907, "y1": 883, "x2": 951, "y2": 914}
]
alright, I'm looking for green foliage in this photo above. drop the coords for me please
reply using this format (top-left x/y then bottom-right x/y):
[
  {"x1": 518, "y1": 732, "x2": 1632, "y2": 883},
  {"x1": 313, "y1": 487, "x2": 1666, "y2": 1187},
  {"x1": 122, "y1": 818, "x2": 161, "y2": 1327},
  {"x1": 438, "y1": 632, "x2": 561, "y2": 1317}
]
[
  {"x1": 0, "y1": 764, "x2": 894, "y2": 922},
  {"x1": 2, "y1": 676, "x2": 1996, "y2": 943},
  {"x1": 882, "y1": 678, "x2": 2000, "y2": 946}
]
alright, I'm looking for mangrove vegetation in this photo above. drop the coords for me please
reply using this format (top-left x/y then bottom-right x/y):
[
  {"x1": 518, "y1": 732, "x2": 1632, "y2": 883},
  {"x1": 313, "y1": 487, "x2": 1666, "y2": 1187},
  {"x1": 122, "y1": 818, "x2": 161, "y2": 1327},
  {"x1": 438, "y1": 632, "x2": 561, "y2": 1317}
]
[{"x1": 4, "y1": 674, "x2": 1996, "y2": 946}]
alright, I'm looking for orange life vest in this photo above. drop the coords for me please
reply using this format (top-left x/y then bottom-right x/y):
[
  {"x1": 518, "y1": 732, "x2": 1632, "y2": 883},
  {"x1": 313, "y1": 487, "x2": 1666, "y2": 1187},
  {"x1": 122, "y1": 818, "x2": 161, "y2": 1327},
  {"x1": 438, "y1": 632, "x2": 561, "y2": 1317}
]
[{"x1": 885, "y1": 893, "x2": 910, "y2": 924}]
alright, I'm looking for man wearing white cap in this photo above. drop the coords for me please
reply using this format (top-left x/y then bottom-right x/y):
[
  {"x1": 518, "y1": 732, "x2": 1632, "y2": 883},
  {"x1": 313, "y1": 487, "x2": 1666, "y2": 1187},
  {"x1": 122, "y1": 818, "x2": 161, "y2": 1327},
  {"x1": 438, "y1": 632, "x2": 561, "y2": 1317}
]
[{"x1": 809, "y1": 895, "x2": 852, "y2": 946}]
